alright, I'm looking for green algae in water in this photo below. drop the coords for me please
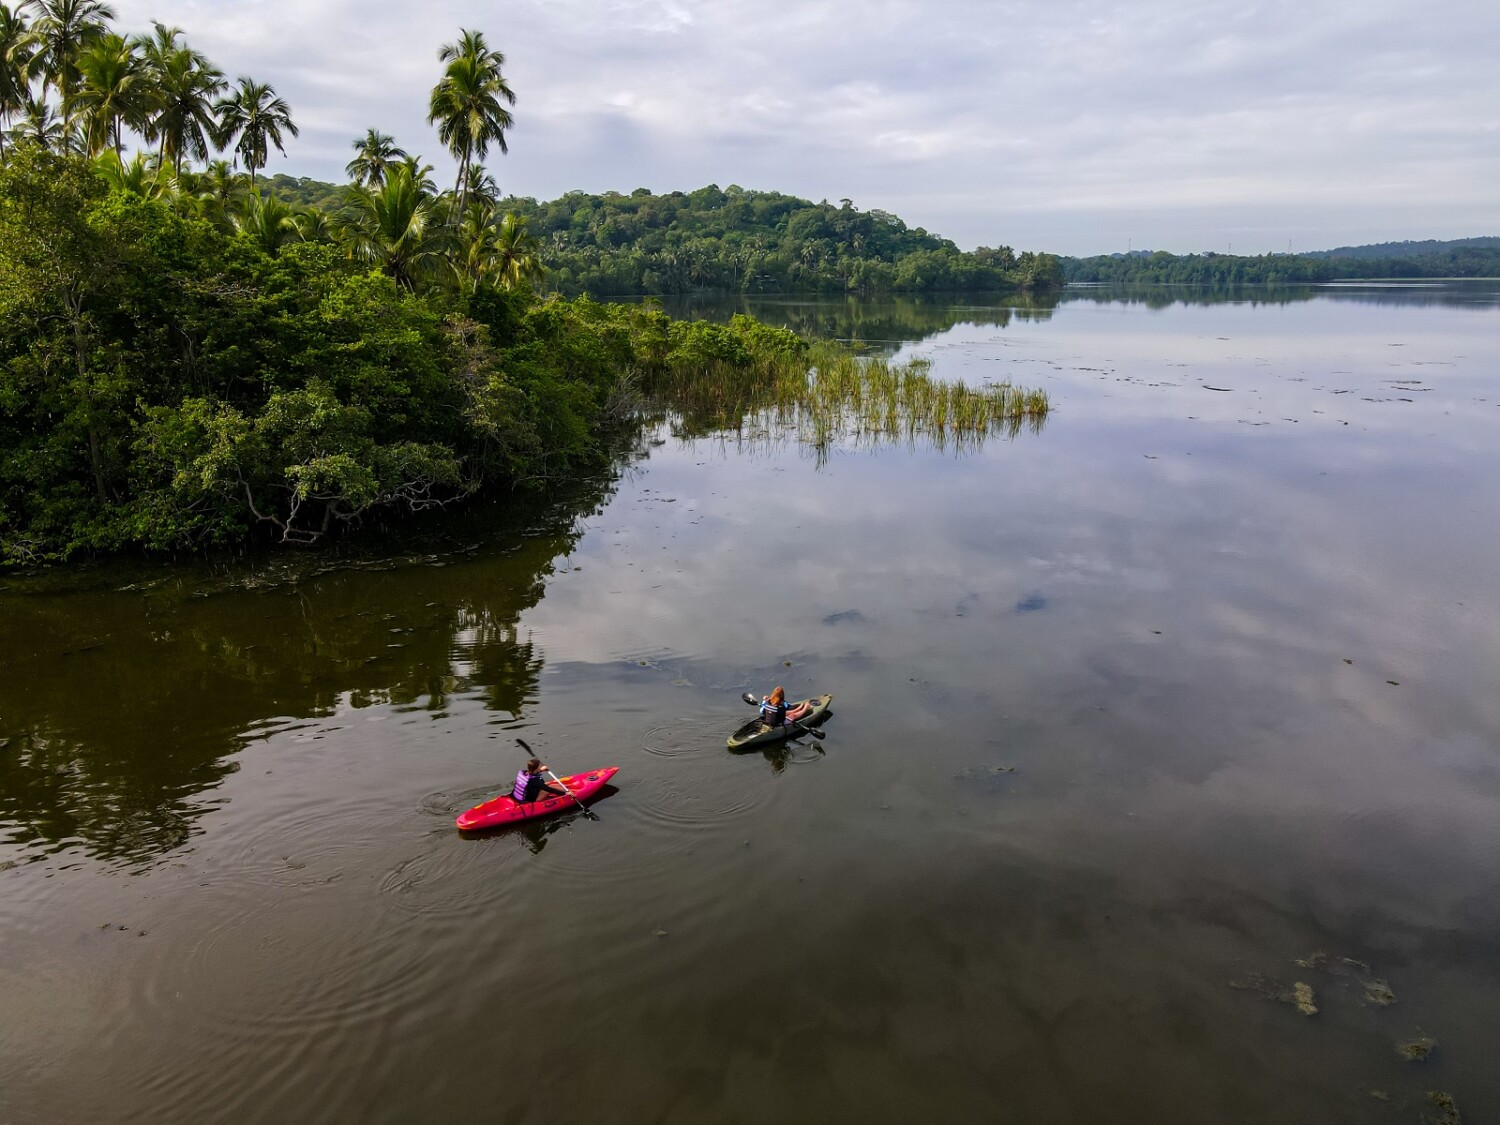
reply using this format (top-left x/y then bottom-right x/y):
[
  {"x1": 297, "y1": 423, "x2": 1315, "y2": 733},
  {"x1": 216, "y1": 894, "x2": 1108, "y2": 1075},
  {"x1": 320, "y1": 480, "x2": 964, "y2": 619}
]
[
  {"x1": 1228, "y1": 974, "x2": 1317, "y2": 1016},
  {"x1": 1426, "y1": 1091, "x2": 1460, "y2": 1125},
  {"x1": 1398, "y1": 1035, "x2": 1437, "y2": 1062},
  {"x1": 1293, "y1": 952, "x2": 1397, "y2": 1006},
  {"x1": 1292, "y1": 982, "x2": 1318, "y2": 1015}
]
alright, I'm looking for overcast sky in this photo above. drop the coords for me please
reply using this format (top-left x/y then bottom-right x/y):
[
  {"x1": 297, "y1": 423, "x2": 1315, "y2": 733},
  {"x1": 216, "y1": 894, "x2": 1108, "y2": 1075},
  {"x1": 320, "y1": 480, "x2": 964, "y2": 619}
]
[{"x1": 111, "y1": 0, "x2": 1498, "y2": 256}]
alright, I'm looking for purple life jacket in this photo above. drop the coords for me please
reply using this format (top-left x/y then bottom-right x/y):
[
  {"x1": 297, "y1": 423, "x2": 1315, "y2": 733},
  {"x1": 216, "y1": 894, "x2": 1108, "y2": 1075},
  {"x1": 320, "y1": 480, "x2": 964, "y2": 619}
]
[{"x1": 513, "y1": 768, "x2": 539, "y2": 802}]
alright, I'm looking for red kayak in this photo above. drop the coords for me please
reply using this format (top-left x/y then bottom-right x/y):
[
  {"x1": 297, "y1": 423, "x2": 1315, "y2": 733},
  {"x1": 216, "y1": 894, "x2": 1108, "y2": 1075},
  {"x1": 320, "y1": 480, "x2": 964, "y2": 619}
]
[{"x1": 456, "y1": 767, "x2": 619, "y2": 831}]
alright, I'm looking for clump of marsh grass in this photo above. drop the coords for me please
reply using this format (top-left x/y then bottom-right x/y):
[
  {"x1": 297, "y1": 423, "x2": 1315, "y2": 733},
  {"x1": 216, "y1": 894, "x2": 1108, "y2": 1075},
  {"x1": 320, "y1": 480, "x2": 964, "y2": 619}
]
[{"x1": 635, "y1": 315, "x2": 1049, "y2": 455}]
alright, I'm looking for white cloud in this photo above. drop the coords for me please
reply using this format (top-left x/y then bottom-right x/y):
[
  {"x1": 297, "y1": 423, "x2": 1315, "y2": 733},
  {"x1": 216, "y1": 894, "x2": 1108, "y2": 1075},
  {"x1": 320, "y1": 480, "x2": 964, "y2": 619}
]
[{"x1": 109, "y1": 0, "x2": 1500, "y2": 254}]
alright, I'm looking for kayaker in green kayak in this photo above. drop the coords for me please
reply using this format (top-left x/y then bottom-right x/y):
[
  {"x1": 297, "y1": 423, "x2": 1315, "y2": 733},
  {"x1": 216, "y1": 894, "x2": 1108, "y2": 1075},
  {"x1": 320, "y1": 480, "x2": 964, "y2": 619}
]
[{"x1": 759, "y1": 686, "x2": 811, "y2": 728}]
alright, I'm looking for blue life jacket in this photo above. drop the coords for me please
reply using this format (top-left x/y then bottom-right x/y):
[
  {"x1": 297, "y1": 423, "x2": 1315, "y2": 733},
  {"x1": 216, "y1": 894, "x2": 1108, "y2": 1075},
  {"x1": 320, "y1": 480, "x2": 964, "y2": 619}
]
[
  {"x1": 513, "y1": 769, "x2": 541, "y2": 802},
  {"x1": 761, "y1": 699, "x2": 789, "y2": 727}
]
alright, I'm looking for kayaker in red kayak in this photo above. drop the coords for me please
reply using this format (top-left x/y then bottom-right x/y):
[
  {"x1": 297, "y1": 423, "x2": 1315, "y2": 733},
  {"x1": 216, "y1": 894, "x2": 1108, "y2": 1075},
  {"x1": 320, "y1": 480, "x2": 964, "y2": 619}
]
[
  {"x1": 513, "y1": 758, "x2": 568, "y2": 804},
  {"x1": 760, "y1": 686, "x2": 811, "y2": 727}
]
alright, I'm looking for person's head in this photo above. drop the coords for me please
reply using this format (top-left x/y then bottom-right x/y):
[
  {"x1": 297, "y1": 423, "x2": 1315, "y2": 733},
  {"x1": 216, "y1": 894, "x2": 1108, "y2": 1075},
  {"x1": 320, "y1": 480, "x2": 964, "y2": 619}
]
[
  {"x1": 769, "y1": 686, "x2": 785, "y2": 705},
  {"x1": 525, "y1": 757, "x2": 541, "y2": 773}
]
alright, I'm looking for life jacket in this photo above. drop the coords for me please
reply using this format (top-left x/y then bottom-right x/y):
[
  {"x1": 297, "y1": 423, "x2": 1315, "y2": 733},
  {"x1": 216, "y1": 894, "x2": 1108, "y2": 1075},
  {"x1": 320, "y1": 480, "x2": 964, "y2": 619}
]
[
  {"x1": 513, "y1": 769, "x2": 540, "y2": 802},
  {"x1": 761, "y1": 699, "x2": 789, "y2": 727}
]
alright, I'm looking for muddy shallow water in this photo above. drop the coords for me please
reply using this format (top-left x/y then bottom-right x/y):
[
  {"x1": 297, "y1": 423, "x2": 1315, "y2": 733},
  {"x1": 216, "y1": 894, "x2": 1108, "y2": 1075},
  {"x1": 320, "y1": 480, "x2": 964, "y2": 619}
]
[{"x1": 2, "y1": 283, "x2": 1498, "y2": 1123}]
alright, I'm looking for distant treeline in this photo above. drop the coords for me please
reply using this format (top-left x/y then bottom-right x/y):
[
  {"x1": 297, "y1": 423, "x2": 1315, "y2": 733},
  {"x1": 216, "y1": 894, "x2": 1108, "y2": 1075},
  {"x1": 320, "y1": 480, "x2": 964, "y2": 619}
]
[
  {"x1": 500, "y1": 185, "x2": 1063, "y2": 296},
  {"x1": 1063, "y1": 245, "x2": 1500, "y2": 285},
  {"x1": 1304, "y1": 236, "x2": 1500, "y2": 260}
]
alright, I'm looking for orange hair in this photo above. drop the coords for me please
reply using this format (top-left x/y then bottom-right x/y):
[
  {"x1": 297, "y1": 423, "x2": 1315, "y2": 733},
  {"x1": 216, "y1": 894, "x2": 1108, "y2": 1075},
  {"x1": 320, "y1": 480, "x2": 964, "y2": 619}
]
[{"x1": 769, "y1": 686, "x2": 786, "y2": 705}]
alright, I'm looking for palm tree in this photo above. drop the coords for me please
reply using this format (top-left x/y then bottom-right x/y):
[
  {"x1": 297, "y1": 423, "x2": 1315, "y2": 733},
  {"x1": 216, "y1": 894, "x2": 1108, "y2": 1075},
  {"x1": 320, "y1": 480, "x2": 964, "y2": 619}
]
[
  {"x1": 291, "y1": 206, "x2": 333, "y2": 243},
  {"x1": 196, "y1": 156, "x2": 240, "y2": 208},
  {"x1": 394, "y1": 153, "x2": 437, "y2": 194},
  {"x1": 345, "y1": 127, "x2": 406, "y2": 186},
  {"x1": 336, "y1": 163, "x2": 450, "y2": 291},
  {"x1": 0, "y1": 3, "x2": 38, "y2": 155},
  {"x1": 232, "y1": 188, "x2": 298, "y2": 254},
  {"x1": 488, "y1": 211, "x2": 542, "y2": 290},
  {"x1": 131, "y1": 18, "x2": 178, "y2": 58},
  {"x1": 453, "y1": 200, "x2": 497, "y2": 291},
  {"x1": 214, "y1": 76, "x2": 296, "y2": 184},
  {"x1": 454, "y1": 201, "x2": 542, "y2": 292},
  {"x1": 6, "y1": 93, "x2": 61, "y2": 147},
  {"x1": 176, "y1": 156, "x2": 240, "y2": 228},
  {"x1": 462, "y1": 163, "x2": 499, "y2": 210},
  {"x1": 26, "y1": 0, "x2": 114, "y2": 150},
  {"x1": 93, "y1": 148, "x2": 169, "y2": 197},
  {"x1": 71, "y1": 31, "x2": 150, "y2": 156},
  {"x1": 136, "y1": 23, "x2": 223, "y2": 174},
  {"x1": 427, "y1": 29, "x2": 514, "y2": 215}
]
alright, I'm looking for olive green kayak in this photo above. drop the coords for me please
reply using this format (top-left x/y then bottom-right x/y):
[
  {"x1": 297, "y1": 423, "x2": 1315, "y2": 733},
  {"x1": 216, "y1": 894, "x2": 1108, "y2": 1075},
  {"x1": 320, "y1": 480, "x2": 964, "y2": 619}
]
[{"x1": 727, "y1": 694, "x2": 833, "y2": 749}]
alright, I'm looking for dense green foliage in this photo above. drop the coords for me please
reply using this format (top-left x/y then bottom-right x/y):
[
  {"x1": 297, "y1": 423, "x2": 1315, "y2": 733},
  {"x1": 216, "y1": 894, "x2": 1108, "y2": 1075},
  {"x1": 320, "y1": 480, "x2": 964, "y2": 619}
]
[
  {"x1": 1064, "y1": 244, "x2": 1500, "y2": 285},
  {"x1": 503, "y1": 185, "x2": 1063, "y2": 296},
  {"x1": 0, "y1": 148, "x2": 818, "y2": 562}
]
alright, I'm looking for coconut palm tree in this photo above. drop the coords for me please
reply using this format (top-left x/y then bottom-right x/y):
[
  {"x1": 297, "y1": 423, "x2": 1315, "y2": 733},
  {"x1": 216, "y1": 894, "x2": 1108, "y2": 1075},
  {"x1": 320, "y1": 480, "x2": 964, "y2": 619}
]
[
  {"x1": 0, "y1": 3, "x2": 38, "y2": 155},
  {"x1": 453, "y1": 200, "x2": 497, "y2": 291},
  {"x1": 291, "y1": 206, "x2": 333, "y2": 243},
  {"x1": 93, "y1": 148, "x2": 169, "y2": 197},
  {"x1": 345, "y1": 127, "x2": 407, "y2": 186},
  {"x1": 198, "y1": 157, "x2": 237, "y2": 198},
  {"x1": 232, "y1": 188, "x2": 298, "y2": 254},
  {"x1": 136, "y1": 23, "x2": 223, "y2": 174},
  {"x1": 427, "y1": 29, "x2": 514, "y2": 215},
  {"x1": 488, "y1": 211, "x2": 542, "y2": 290},
  {"x1": 453, "y1": 201, "x2": 541, "y2": 292},
  {"x1": 26, "y1": 0, "x2": 114, "y2": 150},
  {"x1": 213, "y1": 76, "x2": 297, "y2": 184},
  {"x1": 394, "y1": 152, "x2": 437, "y2": 195},
  {"x1": 336, "y1": 163, "x2": 450, "y2": 291},
  {"x1": 6, "y1": 92, "x2": 61, "y2": 147},
  {"x1": 462, "y1": 163, "x2": 499, "y2": 210},
  {"x1": 175, "y1": 156, "x2": 240, "y2": 228},
  {"x1": 131, "y1": 18, "x2": 178, "y2": 59},
  {"x1": 71, "y1": 31, "x2": 150, "y2": 156}
]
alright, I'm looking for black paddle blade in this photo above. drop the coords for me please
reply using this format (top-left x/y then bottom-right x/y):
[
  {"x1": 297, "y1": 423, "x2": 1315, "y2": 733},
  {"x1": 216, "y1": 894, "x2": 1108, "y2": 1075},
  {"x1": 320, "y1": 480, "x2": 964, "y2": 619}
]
[
  {"x1": 516, "y1": 737, "x2": 533, "y2": 754},
  {"x1": 741, "y1": 692, "x2": 759, "y2": 706}
]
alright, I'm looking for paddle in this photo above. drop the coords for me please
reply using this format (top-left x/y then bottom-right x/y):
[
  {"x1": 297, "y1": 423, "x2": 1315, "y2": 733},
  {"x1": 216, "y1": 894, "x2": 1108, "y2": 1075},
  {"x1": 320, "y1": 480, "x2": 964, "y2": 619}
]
[
  {"x1": 740, "y1": 692, "x2": 826, "y2": 740},
  {"x1": 515, "y1": 738, "x2": 597, "y2": 820}
]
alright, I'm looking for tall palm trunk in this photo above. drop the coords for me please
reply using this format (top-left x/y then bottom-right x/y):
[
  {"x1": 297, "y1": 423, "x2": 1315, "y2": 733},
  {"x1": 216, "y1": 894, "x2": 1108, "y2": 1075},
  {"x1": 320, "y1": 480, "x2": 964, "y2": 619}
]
[{"x1": 453, "y1": 144, "x2": 470, "y2": 217}]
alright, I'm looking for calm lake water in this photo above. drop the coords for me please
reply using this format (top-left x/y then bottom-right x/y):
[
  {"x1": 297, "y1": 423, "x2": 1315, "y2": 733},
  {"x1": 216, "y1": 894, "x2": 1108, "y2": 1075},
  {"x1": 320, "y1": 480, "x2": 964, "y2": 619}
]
[{"x1": 3, "y1": 283, "x2": 1498, "y2": 1123}]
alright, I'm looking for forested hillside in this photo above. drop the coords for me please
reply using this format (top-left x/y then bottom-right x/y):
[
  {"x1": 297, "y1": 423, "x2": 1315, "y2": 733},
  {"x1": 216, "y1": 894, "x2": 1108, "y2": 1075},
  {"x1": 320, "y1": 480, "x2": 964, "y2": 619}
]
[
  {"x1": 501, "y1": 185, "x2": 1063, "y2": 296},
  {"x1": 1305, "y1": 236, "x2": 1500, "y2": 259}
]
